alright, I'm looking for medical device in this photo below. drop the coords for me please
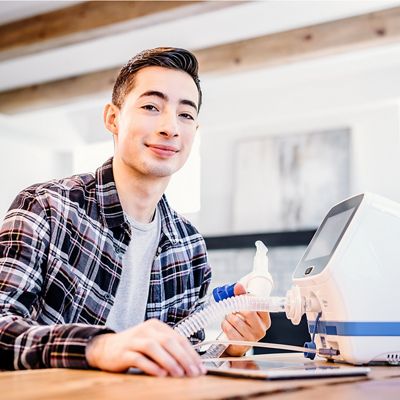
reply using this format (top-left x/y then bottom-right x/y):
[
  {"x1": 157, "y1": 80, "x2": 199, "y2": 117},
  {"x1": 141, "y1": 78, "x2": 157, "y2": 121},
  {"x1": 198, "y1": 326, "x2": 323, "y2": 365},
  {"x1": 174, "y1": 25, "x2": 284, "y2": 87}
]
[
  {"x1": 288, "y1": 192, "x2": 400, "y2": 365},
  {"x1": 175, "y1": 193, "x2": 400, "y2": 365}
]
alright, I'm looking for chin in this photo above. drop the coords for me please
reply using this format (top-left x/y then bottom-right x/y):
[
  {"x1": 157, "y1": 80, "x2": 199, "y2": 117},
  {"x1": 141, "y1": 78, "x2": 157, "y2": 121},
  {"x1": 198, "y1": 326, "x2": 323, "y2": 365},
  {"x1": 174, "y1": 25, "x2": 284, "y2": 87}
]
[
  {"x1": 146, "y1": 165, "x2": 177, "y2": 178},
  {"x1": 125, "y1": 157, "x2": 178, "y2": 178}
]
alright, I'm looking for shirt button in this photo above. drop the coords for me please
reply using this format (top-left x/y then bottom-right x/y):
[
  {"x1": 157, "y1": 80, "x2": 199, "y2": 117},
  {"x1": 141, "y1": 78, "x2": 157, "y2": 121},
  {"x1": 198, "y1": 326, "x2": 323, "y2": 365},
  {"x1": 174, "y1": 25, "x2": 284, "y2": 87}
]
[{"x1": 104, "y1": 293, "x2": 111, "y2": 300}]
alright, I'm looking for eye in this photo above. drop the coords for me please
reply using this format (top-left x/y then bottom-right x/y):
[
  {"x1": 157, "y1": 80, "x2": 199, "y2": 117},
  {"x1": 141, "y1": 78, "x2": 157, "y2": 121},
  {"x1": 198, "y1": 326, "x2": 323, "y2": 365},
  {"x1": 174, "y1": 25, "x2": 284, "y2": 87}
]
[
  {"x1": 142, "y1": 104, "x2": 159, "y2": 112},
  {"x1": 180, "y1": 113, "x2": 195, "y2": 120}
]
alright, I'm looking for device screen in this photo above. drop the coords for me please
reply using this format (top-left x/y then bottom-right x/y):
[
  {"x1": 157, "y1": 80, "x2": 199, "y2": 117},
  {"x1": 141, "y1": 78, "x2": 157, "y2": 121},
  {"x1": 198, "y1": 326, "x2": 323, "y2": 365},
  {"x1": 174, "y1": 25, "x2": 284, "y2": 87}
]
[
  {"x1": 304, "y1": 207, "x2": 355, "y2": 261},
  {"x1": 294, "y1": 194, "x2": 363, "y2": 279},
  {"x1": 203, "y1": 358, "x2": 370, "y2": 380}
]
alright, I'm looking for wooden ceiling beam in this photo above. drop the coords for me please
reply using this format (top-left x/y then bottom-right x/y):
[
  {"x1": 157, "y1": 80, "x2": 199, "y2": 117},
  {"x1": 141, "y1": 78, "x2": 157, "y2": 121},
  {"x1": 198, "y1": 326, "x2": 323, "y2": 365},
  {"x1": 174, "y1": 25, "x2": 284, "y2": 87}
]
[
  {"x1": 0, "y1": 1, "x2": 238, "y2": 61},
  {"x1": 194, "y1": 6, "x2": 400, "y2": 73},
  {"x1": 2, "y1": 6, "x2": 400, "y2": 114}
]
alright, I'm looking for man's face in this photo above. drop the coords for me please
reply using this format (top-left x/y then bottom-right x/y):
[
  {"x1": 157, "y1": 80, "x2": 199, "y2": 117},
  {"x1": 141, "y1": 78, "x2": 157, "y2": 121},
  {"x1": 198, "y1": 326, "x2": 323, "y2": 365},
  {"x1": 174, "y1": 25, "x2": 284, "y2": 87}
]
[{"x1": 112, "y1": 66, "x2": 199, "y2": 179}]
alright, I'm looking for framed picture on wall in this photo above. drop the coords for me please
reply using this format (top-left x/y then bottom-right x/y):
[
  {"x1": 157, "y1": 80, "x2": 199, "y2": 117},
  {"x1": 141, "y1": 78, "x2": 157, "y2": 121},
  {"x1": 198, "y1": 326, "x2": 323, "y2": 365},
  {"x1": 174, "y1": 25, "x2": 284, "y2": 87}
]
[{"x1": 232, "y1": 127, "x2": 351, "y2": 233}]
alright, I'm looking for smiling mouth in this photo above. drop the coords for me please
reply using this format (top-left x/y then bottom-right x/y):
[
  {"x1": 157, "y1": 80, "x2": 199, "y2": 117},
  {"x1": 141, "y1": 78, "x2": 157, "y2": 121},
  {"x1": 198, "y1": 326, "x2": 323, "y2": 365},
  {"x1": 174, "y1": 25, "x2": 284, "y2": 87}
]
[{"x1": 146, "y1": 144, "x2": 179, "y2": 158}]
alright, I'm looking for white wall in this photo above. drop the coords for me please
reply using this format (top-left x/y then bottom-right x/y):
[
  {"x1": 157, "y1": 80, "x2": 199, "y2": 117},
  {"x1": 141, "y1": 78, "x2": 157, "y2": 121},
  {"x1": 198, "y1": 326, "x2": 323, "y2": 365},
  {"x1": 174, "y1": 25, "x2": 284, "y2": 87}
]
[{"x1": 0, "y1": 135, "x2": 72, "y2": 219}]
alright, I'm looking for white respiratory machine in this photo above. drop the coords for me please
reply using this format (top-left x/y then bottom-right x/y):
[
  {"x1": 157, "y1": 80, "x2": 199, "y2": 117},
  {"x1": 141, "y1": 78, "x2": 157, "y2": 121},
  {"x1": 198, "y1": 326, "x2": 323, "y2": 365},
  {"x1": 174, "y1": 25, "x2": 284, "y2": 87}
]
[{"x1": 288, "y1": 193, "x2": 400, "y2": 364}]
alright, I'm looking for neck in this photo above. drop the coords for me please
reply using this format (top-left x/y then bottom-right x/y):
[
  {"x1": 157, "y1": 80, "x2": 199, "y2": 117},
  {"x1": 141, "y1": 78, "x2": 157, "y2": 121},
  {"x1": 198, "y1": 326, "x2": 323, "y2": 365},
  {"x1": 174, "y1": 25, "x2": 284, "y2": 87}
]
[{"x1": 112, "y1": 156, "x2": 169, "y2": 223}]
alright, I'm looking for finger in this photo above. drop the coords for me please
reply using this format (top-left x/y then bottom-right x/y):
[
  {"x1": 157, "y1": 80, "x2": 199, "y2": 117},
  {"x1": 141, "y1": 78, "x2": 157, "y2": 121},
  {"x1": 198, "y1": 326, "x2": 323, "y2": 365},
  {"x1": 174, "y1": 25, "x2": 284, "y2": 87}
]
[
  {"x1": 222, "y1": 315, "x2": 248, "y2": 339},
  {"x1": 233, "y1": 282, "x2": 246, "y2": 295},
  {"x1": 257, "y1": 311, "x2": 271, "y2": 328},
  {"x1": 124, "y1": 351, "x2": 167, "y2": 377},
  {"x1": 162, "y1": 335, "x2": 205, "y2": 377},
  {"x1": 134, "y1": 339, "x2": 185, "y2": 377},
  {"x1": 224, "y1": 313, "x2": 253, "y2": 339},
  {"x1": 225, "y1": 312, "x2": 266, "y2": 342},
  {"x1": 152, "y1": 321, "x2": 205, "y2": 375},
  {"x1": 221, "y1": 319, "x2": 251, "y2": 356},
  {"x1": 237, "y1": 311, "x2": 269, "y2": 333},
  {"x1": 178, "y1": 336, "x2": 207, "y2": 374}
]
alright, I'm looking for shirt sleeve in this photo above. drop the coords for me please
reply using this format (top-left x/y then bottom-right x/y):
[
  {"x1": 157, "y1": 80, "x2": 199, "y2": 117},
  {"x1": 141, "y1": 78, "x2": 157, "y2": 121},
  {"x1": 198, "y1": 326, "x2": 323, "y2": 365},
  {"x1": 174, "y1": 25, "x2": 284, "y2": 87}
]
[{"x1": 0, "y1": 190, "x2": 112, "y2": 370}]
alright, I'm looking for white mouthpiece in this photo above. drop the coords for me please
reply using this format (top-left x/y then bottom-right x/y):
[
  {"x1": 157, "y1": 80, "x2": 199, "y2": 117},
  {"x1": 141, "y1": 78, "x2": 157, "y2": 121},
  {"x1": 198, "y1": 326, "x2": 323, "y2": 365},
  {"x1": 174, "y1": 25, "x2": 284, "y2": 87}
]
[
  {"x1": 246, "y1": 240, "x2": 274, "y2": 297},
  {"x1": 255, "y1": 240, "x2": 268, "y2": 255}
]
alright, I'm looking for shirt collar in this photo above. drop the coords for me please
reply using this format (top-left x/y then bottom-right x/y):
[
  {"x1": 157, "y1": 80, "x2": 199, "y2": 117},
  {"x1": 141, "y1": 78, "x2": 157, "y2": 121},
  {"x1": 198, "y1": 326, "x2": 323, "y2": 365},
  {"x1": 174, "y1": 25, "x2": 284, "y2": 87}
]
[
  {"x1": 96, "y1": 157, "x2": 183, "y2": 245},
  {"x1": 95, "y1": 157, "x2": 126, "y2": 230}
]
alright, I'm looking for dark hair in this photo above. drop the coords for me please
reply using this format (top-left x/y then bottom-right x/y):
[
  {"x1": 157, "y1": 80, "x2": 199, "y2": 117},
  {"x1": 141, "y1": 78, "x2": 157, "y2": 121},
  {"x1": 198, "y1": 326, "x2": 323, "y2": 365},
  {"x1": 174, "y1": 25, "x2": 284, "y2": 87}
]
[{"x1": 112, "y1": 47, "x2": 202, "y2": 111}]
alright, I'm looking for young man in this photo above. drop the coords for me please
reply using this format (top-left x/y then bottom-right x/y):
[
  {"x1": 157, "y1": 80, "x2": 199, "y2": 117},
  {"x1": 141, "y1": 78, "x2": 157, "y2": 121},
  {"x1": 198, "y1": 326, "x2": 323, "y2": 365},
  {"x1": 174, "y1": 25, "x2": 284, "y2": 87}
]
[{"x1": 0, "y1": 48, "x2": 269, "y2": 377}]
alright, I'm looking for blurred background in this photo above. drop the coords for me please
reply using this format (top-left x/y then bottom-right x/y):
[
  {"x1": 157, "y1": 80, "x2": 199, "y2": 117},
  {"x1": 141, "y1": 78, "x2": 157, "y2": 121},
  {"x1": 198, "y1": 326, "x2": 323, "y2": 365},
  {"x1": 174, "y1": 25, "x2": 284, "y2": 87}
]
[{"x1": 1, "y1": 1, "x2": 400, "y2": 328}]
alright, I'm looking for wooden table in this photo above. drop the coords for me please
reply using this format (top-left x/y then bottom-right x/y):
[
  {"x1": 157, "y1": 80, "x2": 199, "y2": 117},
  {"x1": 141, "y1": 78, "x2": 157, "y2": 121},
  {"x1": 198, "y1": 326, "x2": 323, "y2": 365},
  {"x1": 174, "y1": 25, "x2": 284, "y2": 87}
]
[{"x1": 2, "y1": 354, "x2": 400, "y2": 400}]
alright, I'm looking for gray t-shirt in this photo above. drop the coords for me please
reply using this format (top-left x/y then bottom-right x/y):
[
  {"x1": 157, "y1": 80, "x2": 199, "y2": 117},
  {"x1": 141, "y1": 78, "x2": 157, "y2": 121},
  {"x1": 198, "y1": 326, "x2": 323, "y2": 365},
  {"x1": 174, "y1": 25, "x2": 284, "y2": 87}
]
[{"x1": 106, "y1": 207, "x2": 161, "y2": 332}]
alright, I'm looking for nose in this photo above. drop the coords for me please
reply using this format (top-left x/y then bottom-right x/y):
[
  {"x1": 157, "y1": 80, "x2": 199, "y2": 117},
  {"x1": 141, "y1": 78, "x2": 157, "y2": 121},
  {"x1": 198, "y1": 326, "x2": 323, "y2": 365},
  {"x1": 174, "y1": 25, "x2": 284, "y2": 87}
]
[{"x1": 159, "y1": 110, "x2": 179, "y2": 138}]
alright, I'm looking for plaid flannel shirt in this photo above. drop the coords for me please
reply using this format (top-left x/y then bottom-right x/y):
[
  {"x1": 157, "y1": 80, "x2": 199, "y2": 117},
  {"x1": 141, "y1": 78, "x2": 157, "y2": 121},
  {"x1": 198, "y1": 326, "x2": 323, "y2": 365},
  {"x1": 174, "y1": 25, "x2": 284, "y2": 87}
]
[{"x1": 0, "y1": 158, "x2": 211, "y2": 370}]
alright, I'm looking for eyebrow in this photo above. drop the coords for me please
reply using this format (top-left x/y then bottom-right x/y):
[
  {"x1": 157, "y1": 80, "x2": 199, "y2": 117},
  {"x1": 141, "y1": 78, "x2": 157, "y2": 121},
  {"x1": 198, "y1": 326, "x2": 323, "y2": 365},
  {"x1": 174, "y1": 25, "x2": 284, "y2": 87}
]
[{"x1": 139, "y1": 90, "x2": 198, "y2": 113}]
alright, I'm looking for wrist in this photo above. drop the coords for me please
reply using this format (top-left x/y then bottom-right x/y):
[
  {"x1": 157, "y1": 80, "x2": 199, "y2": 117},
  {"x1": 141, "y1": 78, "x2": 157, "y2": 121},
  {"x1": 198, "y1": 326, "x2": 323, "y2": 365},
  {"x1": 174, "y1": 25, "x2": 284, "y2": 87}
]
[{"x1": 85, "y1": 333, "x2": 111, "y2": 368}]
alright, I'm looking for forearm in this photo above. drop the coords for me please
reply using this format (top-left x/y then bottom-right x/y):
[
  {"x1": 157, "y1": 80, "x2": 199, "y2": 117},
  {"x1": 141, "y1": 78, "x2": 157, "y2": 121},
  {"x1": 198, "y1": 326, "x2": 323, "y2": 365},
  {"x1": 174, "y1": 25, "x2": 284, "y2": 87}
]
[{"x1": 0, "y1": 315, "x2": 113, "y2": 370}]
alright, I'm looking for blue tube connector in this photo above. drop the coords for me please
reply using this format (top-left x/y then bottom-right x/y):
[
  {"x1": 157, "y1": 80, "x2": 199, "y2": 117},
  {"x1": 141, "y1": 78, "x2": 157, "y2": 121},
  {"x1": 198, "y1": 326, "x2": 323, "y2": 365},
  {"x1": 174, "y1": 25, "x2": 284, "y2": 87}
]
[{"x1": 212, "y1": 283, "x2": 236, "y2": 302}]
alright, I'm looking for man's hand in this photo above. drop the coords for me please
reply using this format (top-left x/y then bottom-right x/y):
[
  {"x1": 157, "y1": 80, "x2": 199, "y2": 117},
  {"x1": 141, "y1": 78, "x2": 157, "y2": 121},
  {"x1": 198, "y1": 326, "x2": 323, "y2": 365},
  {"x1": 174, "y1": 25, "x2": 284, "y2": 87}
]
[
  {"x1": 221, "y1": 284, "x2": 271, "y2": 356},
  {"x1": 86, "y1": 319, "x2": 206, "y2": 377}
]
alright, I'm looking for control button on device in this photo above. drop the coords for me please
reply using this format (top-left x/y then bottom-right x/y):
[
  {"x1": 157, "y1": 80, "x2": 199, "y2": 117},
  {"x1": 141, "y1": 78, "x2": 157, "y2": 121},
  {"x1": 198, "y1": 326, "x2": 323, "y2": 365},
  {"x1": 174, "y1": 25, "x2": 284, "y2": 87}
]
[{"x1": 305, "y1": 266, "x2": 314, "y2": 275}]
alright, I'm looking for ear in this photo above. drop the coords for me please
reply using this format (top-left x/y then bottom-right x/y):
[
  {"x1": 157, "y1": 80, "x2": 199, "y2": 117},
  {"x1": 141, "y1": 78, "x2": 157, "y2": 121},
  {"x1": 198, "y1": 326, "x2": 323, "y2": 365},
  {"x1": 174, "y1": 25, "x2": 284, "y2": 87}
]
[{"x1": 103, "y1": 103, "x2": 120, "y2": 136}]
